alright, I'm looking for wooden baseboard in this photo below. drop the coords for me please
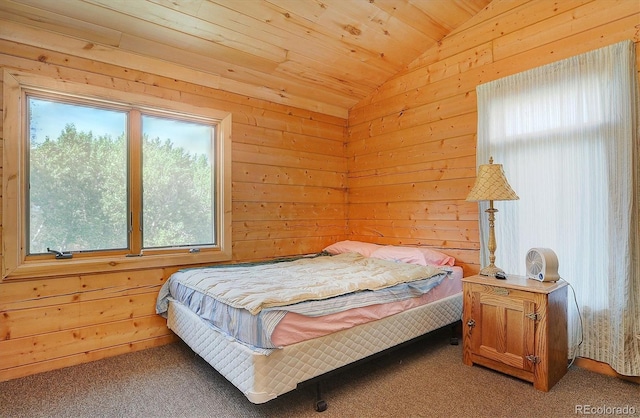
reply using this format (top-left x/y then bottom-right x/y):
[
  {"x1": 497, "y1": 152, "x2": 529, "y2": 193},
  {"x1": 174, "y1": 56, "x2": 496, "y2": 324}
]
[{"x1": 574, "y1": 357, "x2": 640, "y2": 384}]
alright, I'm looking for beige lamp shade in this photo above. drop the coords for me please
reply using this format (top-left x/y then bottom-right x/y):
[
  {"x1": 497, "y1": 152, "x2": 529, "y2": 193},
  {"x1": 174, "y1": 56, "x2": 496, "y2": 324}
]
[{"x1": 466, "y1": 157, "x2": 519, "y2": 202}]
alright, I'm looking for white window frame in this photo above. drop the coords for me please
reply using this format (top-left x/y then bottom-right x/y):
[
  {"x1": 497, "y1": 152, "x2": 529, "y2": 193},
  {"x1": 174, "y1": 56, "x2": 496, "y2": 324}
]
[{"x1": 2, "y1": 69, "x2": 232, "y2": 280}]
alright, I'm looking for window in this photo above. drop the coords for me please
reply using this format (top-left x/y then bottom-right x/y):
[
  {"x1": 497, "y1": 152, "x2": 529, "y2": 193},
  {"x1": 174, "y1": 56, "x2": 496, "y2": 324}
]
[
  {"x1": 475, "y1": 41, "x2": 639, "y2": 376},
  {"x1": 140, "y1": 114, "x2": 216, "y2": 250},
  {"x1": 28, "y1": 96, "x2": 129, "y2": 255},
  {"x1": 3, "y1": 70, "x2": 232, "y2": 279}
]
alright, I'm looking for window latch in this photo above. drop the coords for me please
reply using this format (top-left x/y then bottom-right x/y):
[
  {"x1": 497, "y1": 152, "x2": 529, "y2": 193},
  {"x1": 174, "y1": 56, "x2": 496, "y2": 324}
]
[{"x1": 47, "y1": 247, "x2": 73, "y2": 259}]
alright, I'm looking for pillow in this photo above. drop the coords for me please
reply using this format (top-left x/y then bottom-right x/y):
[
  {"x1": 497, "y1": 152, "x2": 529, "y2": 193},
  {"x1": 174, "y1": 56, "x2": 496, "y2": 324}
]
[
  {"x1": 369, "y1": 246, "x2": 426, "y2": 266},
  {"x1": 323, "y1": 240, "x2": 381, "y2": 257},
  {"x1": 416, "y1": 247, "x2": 456, "y2": 266},
  {"x1": 369, "y1": 245, "x2": 456, "y2": 267}
]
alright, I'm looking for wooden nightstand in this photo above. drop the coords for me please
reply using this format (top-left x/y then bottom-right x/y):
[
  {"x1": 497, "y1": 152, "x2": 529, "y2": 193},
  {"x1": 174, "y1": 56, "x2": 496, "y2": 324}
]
[{"x1": 462, "y1": 274, "x2": 568, "y2": 391}]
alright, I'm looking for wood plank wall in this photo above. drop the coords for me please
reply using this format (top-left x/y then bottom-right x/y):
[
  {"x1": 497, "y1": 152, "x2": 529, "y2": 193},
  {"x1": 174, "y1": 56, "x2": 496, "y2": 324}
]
[
  {"x1": 0, "y1": 29, "x2": 347, "y2": 381},
  {"x1": 0, "y1": 0, "x2": 638, "y2": 382},
  {"x1": 347, "y1": 0, "x2": 640, "y2": 277}
]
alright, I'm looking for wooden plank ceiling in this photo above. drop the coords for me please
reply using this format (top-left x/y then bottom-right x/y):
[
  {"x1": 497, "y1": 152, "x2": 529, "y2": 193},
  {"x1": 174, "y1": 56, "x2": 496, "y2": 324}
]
[{"x1": 0, "y1": 0, "x2": 491, "y2": 117}]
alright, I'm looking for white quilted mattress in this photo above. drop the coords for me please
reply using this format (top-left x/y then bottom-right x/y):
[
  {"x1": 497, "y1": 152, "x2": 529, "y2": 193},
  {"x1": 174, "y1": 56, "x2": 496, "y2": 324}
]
[{"x1": 166, "y1": 291, "x2": 463, "y2": 404}]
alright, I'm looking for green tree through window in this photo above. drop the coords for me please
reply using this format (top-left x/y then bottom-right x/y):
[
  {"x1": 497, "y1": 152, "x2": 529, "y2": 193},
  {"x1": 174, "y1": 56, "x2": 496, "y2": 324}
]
[
  {"x1": 28, "y1": 96, "x2": 216, "y2": 255},
  {"x1": 142, "y1": 120, "x2": 215, "y2": 248},
  {"x1": 30, "y1": 123, "x2": 127, "y2": 253}
]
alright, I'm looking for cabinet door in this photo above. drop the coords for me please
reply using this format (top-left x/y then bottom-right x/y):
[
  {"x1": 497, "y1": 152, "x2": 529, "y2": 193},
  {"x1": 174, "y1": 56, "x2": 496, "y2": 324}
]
[{"x1": 470, "y1": 290, "x2": 536, "y2": 372}]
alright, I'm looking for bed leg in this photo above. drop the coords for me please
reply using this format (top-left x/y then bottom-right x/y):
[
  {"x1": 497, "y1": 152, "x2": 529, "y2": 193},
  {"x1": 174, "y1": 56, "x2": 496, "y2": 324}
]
[
  {"x1": 450, "y1": 321, "x2": 462, "y2": 345},
  {"x1": 314, "y1": 382, "x2": 328, "y2": 412}
]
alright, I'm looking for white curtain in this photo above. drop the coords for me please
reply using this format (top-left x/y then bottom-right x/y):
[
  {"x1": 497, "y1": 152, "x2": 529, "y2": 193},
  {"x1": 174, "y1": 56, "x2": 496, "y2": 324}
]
[{"x1": 476, "y1": 40, "x2": 640, "y2": 376}]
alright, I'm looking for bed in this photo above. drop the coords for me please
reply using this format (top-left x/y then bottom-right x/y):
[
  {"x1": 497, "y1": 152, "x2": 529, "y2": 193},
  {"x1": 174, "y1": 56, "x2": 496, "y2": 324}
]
[{"x1": 156, "y1": 241, "x2": 463, "y2": 410}]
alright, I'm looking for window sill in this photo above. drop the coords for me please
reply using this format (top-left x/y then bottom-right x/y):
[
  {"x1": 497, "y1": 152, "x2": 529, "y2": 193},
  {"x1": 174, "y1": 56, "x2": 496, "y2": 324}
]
[{"x1": 3, "y1": 250, "x2": 232, "y2": 281}]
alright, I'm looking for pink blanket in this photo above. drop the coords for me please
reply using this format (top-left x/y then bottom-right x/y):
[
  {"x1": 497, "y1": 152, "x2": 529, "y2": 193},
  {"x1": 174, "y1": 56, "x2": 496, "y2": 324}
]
[{"x1": 271, "y1": 266, "x2": 463, "y2": 346}]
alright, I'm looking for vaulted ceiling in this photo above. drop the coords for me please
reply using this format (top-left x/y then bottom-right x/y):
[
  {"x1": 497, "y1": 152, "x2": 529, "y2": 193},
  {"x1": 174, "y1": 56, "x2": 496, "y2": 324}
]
[{"x1": 0, "y1": 0, "x2": 492, "y2": 117}]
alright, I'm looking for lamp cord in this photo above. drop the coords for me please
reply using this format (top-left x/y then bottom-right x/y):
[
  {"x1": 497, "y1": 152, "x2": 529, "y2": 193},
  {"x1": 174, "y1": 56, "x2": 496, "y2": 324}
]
[{"x1": 561, "y1": 277, "x2": 584, "y2": 369}]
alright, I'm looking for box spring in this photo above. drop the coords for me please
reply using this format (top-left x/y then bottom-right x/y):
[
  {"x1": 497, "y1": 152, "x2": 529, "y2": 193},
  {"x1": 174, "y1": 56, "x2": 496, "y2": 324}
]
[{"x1": 166, "y1": 292, "x2": 462, "y2": 404}]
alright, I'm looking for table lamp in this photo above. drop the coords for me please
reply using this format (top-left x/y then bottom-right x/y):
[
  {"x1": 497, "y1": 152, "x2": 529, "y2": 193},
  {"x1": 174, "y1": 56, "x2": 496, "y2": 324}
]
[{"x1": 466, "y1": 157, "x2": 519, "y2": 277}]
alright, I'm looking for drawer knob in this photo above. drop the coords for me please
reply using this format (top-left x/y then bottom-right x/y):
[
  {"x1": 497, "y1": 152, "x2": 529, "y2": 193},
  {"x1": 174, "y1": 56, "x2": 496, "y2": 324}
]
[{"x1": 467, "y1": 319, "x2": 476, "y2": 328}]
